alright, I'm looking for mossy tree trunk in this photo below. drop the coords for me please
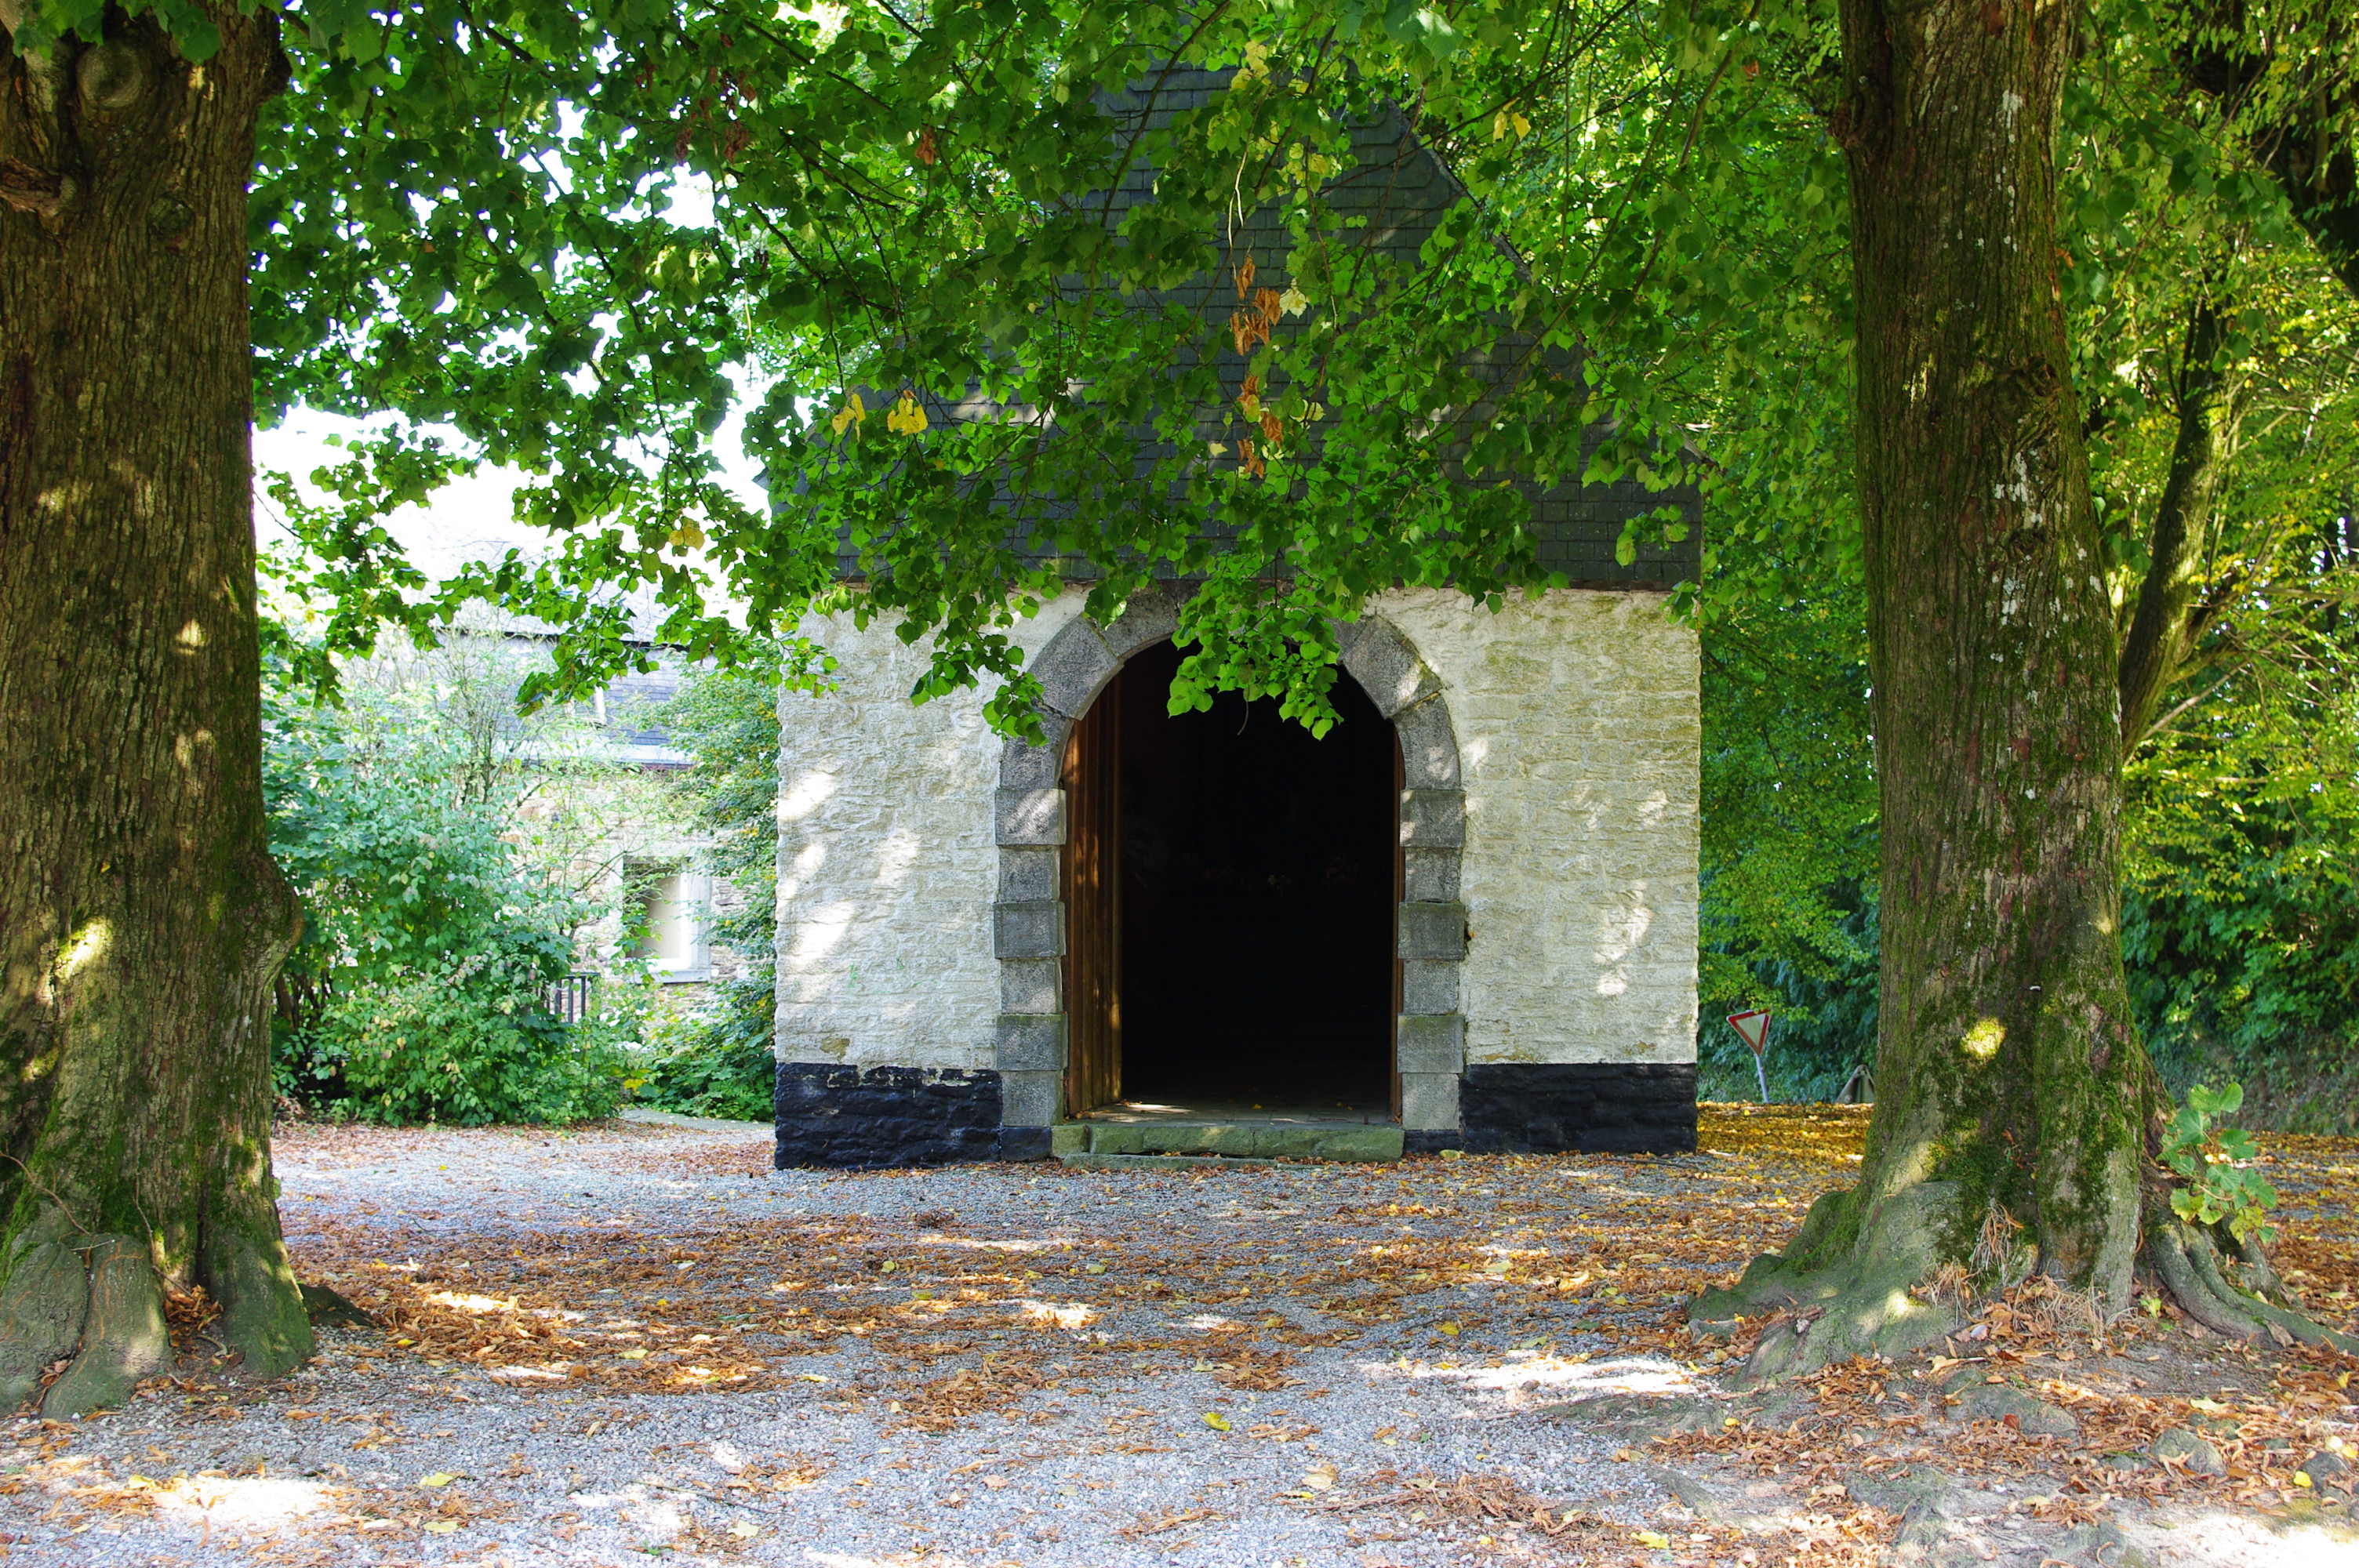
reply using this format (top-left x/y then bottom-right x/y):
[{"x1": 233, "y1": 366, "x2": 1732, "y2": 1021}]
[
  {"x1": 1831, "y1": 0, "x2": 2145, "y2": 1312},
  {"x1": 1696, "y1": 0, "x2": 2354, "y2": 1377},
  {"x1": 0, "y1": 5, "x2": 311, "y2": 1415},
  {"x1": 1700, "y1": 0, "x2": 2149, "y2": 1375}
]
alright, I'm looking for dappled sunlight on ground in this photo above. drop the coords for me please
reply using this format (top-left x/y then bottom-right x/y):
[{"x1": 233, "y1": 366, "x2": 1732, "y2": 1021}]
[{"x1": 0, "y1": 1108, "x2": 2350, "y2": 1565}]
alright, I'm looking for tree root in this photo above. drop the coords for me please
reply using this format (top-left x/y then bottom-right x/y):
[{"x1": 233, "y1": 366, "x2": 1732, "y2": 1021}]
[
  {"x1": 0, "y1": 1207, "x2": 314, "y2": 1417},
  {"x1": 2148, "y1": 1220, "x2": 2358, "y2": 1353},
  {"x1": 202, "y1": 1219, "x2": 314, "y2": 1381},
  {"x1": 1692, "y1": 1193, "x2": 2359, "y2": 1386},
  {"x1": 1690, "y1": 1182, "x2": 1968, "y2": 1385},
  {"x1": 39, "y1": 1238, "x2": 173, "y2": 1418},
  {"x1": 300, "y1": 1282, "x2": 377, "y2": 1330}
]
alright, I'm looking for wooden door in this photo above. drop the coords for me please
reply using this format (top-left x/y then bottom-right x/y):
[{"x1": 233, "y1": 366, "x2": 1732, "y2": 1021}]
[
  {"x1": 1061, "y1": 681, "x2": 1123, "y2": 1116},
  {"x1": 1391, "y1": 732, "x2": 1405, "y2": 1122}
]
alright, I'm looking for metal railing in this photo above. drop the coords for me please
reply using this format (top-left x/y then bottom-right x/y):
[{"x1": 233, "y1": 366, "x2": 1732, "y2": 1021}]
[{"x1": 544, "y1": 972, "x2": 598, "y2": 1025}]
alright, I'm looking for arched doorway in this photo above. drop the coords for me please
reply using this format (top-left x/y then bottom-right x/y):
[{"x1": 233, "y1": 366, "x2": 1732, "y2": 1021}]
[{"x1": 1060, "y1": 640, "x2": 1401, "y2": 1118}]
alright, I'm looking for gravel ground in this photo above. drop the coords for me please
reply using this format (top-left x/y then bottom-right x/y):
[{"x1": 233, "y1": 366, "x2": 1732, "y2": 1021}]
[{"x1": 0, "y1": 1109, "x2": 2352, "y2": 1568}]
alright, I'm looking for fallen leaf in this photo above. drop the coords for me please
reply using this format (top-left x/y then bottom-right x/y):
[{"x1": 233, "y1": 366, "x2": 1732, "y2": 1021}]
[
  {"x1": 419, "y1": 1472, "x2": 458, "y2": 1487},
  {"x1": 1203, "y1": 1412, "x2": 1232, "y2": 1432}
]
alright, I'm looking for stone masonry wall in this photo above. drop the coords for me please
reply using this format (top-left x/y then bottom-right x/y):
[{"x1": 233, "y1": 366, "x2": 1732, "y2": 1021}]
[
  {"x1": 772, "y1": 598, "x2": 1085, "y2": 1070},
  {"x1": 774, "y1": 587, "x2": 1696, "y2": 1088},
  {"x1": 1378, "y1": 588, "x2": 1700, "y2": 1069}
]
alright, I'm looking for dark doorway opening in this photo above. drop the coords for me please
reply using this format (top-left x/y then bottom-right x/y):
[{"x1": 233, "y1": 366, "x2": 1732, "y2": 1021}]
[{"x1": 1061, "y1": 640, "x2": 1399, "y2": 1118}]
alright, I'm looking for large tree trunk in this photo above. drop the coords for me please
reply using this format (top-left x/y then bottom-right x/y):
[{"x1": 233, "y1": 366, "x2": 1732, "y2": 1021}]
[
  {"x1": 0, "y1": 6, "x2": 311, "y2": 1414},
  {"x1": 1842, "y1": 0, "x2": 2146, "y2": 1299},
  {"x1": 1693, "y1": 0, "x2": 2147, "y2": 1375},
  {"x1": 1694, "y1": 0, "x2": 2354, "y2": 1377}
]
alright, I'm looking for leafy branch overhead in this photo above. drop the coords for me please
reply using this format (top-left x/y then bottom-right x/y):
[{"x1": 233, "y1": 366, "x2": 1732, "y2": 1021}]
[{"x1": 9, "y1": 0, "x2": 2350, "y2": 746}]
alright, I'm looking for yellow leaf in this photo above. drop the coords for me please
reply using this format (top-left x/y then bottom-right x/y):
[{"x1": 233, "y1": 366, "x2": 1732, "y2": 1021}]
[
  {"x1": 423, "y1": 1520, "x2": 460, "y2": 1534},
  {"x1": 1438, "y1": 1321, "x2": 1460, "y2": 1337},
  {"x1": 1085, "y1": 1263, "x2": 1106, "y2": 1275},
  {"x1": 419, "y1": 1473, "x2": 458, "y2": 1487},
  {"x1": 667, "y1": 521, "x2": 705, "y2": 550},
  {"x1": 619, "y1": 1348, "x2": 649, "y2": 1360},
  {"x1": 1203, "y1": 1412, "x2": 1232, "y2": 1432},
  {"x1": 1278, "y1": 285, "x2": 1310, "y2": 317},
  {"x1": 886, "y1": 390, "x2": 929, "y2": 435},
  {"x1": 1634, "y1": 1530, "x2": 1671, "y2": 1548},
  {"x1": 1493, "y1": 108, "x2": 1510, "y2": 141},
  {"x1": 729, "y1": 1520, "x2": 761, "y2": 1538},
  {"x1": 1512, "y1": 112, "x2": 1531, "y2": 138},
  {"x1": 830, "y1": 393, "x2": 867, "y2": 435}
]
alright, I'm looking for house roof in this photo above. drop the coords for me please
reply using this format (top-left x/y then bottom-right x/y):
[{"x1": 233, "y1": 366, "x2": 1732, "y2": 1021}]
[{"x1": 834, "y1": 65, "x2": 1699, "y2": 592}]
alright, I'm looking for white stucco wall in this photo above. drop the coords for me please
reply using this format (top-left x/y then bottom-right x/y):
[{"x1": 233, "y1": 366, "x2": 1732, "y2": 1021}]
[
  {"x1": 1379, "y1": 588, "x2": 1699, "y2": 1066},
  {"x1": 772, "y1": 597, "x2": 1085, "y2": 1069},
  {"x1": 774, "y1": 586, "x2": 1697, "y2": 1076}
]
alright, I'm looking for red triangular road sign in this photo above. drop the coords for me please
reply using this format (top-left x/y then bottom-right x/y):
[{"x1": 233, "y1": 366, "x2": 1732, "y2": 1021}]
[{"x1": 1727, "y1": 1009, "x2": 1771, "y2": 1054}]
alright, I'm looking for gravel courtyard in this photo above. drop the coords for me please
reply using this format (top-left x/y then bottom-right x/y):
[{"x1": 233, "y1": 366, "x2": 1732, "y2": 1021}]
[{"x1": 0, "y1": 1106, "x2": 2352, "y2": 1566}]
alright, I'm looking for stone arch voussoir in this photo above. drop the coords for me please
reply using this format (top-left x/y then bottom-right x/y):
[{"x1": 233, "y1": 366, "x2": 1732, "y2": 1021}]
[{"x1": 990, "y1": 590, "x2": 1467, "y2": 1143}]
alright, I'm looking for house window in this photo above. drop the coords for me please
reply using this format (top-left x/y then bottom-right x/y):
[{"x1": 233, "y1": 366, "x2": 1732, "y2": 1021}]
[{"x1": 631, "y1": 862, "x2": 707, "y2": 980}]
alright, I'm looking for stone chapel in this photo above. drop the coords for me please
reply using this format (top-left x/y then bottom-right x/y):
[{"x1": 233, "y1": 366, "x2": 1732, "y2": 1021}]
[{"x1": 770, "y1": 71, "x2": 1702, "y2": 1167}]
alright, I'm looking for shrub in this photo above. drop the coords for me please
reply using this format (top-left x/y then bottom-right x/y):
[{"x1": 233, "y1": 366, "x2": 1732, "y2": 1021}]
[
  {"x1": 306, "y1": 960, "x2": 627, "y2": 1126},
  {"x1": 265, "y1": 633, "x2": 628, "y2": 1124},
  {"x1": 621, "y1": 649, "x2": 810, "y2": 1122},
  {"x1": 633, "y1": 975, "x2": 777, "y2": 1120}
]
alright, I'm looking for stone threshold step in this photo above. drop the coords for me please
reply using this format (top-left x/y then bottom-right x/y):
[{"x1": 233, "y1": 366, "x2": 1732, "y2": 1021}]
[
  {"x1": 1051, "y1": 1122, "x2": 1404, "y2": 1162},
  {"x1": 1057, "y1": 1152, "x2": 1283, "y2": 1171}
]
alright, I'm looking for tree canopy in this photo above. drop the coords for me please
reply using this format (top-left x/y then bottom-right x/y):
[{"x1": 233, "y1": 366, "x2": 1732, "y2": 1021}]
[{"x1": 5, "y1": 0, "x2": 2354, "y2": 1399}]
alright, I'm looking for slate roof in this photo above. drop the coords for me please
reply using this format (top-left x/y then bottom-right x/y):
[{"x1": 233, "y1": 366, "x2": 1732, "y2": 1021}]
[{"x1": 836, "y1": 66, "x2": 1698, "y2": 591}]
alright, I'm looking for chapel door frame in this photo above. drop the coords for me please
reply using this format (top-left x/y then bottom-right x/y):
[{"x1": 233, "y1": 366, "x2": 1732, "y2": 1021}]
[
  {"x1": 1060, "y1": 686, "x2": 1121, "y2": 1116},
  {"x1": 1391, "y1": 732, "x2": 1405, "y2": 1121},
  {"x1": 1060, "y1": 653, "x2": 1407, "y2": 1123}
]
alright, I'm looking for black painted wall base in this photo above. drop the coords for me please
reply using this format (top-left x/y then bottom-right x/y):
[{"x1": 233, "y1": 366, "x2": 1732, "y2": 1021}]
[
  {"x1": 774, "y1": 1061, "x2": 1696, "y2": 1165},
  {"x1": 1454, "y1": 1063, "x2": 1697, "y2": 1154},
  {"x1": 775, "y1": 1064, "x2": 1048, "y2": 1168}
]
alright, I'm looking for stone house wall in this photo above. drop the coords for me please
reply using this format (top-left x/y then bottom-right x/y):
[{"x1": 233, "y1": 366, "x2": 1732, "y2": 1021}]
[{"x1": 772, "y1": 584, "x2": 1699, "y2": 1163}]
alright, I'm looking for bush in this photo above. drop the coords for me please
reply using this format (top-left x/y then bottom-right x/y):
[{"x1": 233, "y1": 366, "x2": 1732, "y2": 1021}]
[
  {"x1": 265, "y1": 632, "x2": 628, "y2": 1123},
  {"x1": 303, "y1": 960, "x2": 627, "y2": 1125},
  {"x1": 633, "y1": 976, "x2": 777, "y2": 1120}
]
